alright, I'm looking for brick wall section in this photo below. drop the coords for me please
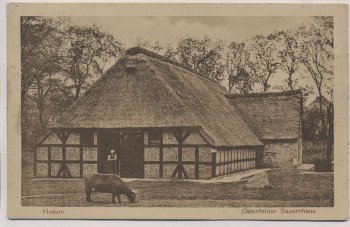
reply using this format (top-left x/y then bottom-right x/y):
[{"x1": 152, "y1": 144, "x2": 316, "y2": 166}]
[{"x1": 263, "y1": 141, "x2": 299, "y2": 168}]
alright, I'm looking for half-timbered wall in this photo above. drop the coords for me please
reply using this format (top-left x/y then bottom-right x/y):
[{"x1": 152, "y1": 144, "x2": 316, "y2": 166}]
[
  {"x1": 144, "y1": 130, "x2": 213, "y2": 179},
  {"x1": 35, "y1": 131, "x2": 98, "y2": 178},
  {"x1": 35, "y1": 129, "x2": 263, "y2": 179},
  {"x1": 214, "y1": 147, "x2": 259, "y2": 177}
]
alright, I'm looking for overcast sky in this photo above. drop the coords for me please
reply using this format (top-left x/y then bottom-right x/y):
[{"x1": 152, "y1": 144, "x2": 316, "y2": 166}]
[{"x1": 71, "y1": 16, "x2": 313, "y2": 48}]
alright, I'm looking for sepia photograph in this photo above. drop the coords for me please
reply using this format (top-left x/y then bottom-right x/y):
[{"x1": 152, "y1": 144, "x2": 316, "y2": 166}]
[{"x1": 7, "y1": 3, "x2": 348, "y2": 220}]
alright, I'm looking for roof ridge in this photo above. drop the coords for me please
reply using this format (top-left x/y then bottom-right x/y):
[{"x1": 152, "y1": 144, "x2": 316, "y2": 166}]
[
  {"x1": 224, "y1": 90, "x2": 302, "y2": 99},
  {"x1": 126, "y1": 47, "x2": 221, "y2": 86}
]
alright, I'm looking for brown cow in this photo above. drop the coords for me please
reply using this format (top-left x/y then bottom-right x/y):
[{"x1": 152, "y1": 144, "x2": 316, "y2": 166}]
[{"x1": 85, "y1": 173, "x2": 136, "y2": 203}]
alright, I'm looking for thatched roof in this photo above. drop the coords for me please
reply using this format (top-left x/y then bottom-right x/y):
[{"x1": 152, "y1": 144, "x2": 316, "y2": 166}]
[
  {"x1": 225, "y1": 90, "x2": 303, "y2": 140},
  {"x1": 51, "y1": 47, "x2": 262, "y2": 147}
]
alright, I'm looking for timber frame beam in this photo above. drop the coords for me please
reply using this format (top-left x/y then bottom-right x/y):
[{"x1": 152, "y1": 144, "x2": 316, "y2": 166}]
[
  {"x1": 54, "y1": 130, "x2": 72, "y2": 178},
  {"x1": 171, "y1": 129, "x2": 193, "y2": 179}
]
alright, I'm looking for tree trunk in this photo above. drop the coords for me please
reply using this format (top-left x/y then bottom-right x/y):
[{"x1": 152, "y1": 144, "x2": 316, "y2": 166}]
[
  {"x1": 263, "y1": 73, "x2": 272, "y2": 93},
  {"x1": 318, "y1": 88, "x2": 325, "y2": 131},
  {"x1": 263, "y1": 82, "x2": 268, "y2": 93},
  {"x1": 287, "y1": 72, "x2": 294, "y2": 90},
  {"x1": 21, "y1": 92, "x2": 29, "y2": 147},
  {"x1": 75, "y1": 85, "x2": 81, "y2": 99},
  {"x1": 326, "y1": 103, "x2": 334, "y2": 160},
  {"x1": 228, "y1": 83, "x2": 233, "y2": 93},
  {"x1": 37, "y1": 100, "x2": 47, "y2": 129}
]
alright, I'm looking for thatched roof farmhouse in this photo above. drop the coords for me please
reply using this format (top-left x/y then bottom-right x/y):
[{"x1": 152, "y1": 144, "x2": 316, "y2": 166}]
[{"x1": 35, "y1": 47, "x2": 303, "y2": 179}]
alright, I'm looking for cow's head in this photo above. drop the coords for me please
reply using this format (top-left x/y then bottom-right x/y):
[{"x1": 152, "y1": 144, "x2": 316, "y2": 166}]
[{"x1": 126, "y1": 191, "x2": 136, "y2": 203}]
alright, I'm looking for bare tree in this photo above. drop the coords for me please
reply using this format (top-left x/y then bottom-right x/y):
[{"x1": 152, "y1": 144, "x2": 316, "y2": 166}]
[
  {"x1": 315, "y1": 16, "x2": 334, "y2": 49},
  {"x1": 31, "y1": 75, "x2": 60, "y2": 128},
  {"x1": 21, "y1": 17, "x2": 68, "y2": 143},
  {"x1": 298, "y1": 17, "x2": 334, "y2": 128},
  {"x1": 64, "y1": 25, "x2": 124, "y2": 99},
  {"x1": 176, "y1": 36, "x2": 226, "y2": 81},
  {"x1": 21, "y1": 17, "x2": 67, "y2": 100},
  {"x1": 21, "y1": 18, "x2": 124, "y2": 144},
  {"x1": 163, "y1": 44, "x2": 178, "y2": 61},
  {"x1": 275, "y1": 30, "x2": 301, "y2": 90},
  {"x1": 225, "y1": 42, "x2": 254, "y2": 93},
  {"x1": 247, "y1": 34, "x2": 285, "y2": 93}
]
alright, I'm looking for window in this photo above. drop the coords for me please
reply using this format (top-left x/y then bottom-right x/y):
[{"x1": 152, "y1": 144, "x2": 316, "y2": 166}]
[
  {"x1": 148, "y1": 130, "x2": 162, "y2": 145},
  {"x1": 81, "y1": 131, "x2": 94, "y2": 146}
]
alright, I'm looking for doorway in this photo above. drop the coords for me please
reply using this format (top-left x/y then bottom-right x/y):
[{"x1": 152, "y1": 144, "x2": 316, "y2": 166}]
[{"x1": 97, "y1": 131, "x2": 144, "y2": 178}]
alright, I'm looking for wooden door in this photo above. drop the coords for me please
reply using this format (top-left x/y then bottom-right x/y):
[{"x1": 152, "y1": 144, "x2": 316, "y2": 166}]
[
  {"x1": 97, "y1": 132, "x2": 120, "y2": 174},
  {"x1": 119, "y1": 132, "x2": 144, "y2": 178}
]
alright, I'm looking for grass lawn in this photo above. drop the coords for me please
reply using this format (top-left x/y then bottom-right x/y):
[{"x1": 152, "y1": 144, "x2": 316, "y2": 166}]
[{"x1": 21, "y1": 169, "x2": 334, "y2": 207}]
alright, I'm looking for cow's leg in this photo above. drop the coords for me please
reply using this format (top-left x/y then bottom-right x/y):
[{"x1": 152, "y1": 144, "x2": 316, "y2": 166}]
[
  {"x1": 112, "y1": 194, "x2": 116, "y2": 203},
  {"x1": 116, "y1": 194, "x2": 122, "y2": 203},
  {"x1": 85, "y1": 185, "x2": 92, "y2": 202}
]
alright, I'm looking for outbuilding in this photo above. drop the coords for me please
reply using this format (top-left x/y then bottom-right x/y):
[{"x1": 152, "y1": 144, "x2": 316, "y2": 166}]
[{"x1": 226, "y1": 90, "x2": 303, "y2": 168}]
